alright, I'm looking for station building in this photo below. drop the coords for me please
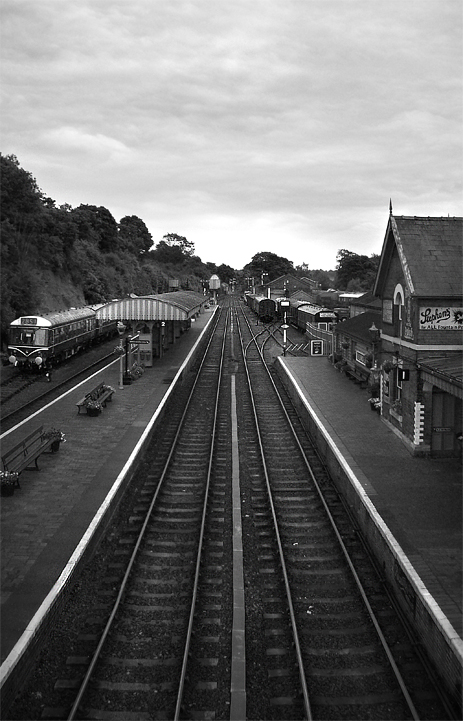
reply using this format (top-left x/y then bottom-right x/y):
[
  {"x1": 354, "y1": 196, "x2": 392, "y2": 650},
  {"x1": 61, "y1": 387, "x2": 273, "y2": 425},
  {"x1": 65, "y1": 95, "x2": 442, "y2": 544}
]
[{"x1": 372, "y1": 214, "x2": 462, "y2": 457}]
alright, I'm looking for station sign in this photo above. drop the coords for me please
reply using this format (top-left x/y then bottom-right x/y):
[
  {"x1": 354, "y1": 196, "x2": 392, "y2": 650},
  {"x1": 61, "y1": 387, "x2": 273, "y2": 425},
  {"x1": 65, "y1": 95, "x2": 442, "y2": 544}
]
[
  {"x1": 311, "y1": 340, "x2": 324, "y2": 355},
  {"x1": 130, "y1": 339, "x2": 150, "y2": 344}
]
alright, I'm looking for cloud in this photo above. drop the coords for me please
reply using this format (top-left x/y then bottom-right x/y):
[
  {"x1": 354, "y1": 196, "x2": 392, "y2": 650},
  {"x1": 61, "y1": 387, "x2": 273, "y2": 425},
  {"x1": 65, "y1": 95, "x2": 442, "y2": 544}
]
[
  {"x1": 41, "y1": 127, "x2": 131, "y2": 163},
  {"x1": 1, "y1": 0, "x2": 461, "y2": 270}
]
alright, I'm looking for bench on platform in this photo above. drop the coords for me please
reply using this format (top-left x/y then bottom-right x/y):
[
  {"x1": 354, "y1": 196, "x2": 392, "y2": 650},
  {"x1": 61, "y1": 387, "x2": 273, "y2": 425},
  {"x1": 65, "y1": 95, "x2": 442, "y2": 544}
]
[
  {"x1": 345, "y1": 367, "x2": 368, "y2": 387},
  {"x1": 1, "y1": 426, "x2": 60, "y2": 485},
  {"x1": 76, "y1": 382, "x2": 115, "y2": 414}
]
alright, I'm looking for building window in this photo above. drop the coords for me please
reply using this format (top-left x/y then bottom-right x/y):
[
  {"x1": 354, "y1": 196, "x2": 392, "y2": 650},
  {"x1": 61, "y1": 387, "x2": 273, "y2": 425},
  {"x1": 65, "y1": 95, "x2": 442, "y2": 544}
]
[
  {"x1": 393, "y1": 284, "x2": 405, "y2": 339},
  {"x1": 356, "y1": 350, "x2": 368, "y2": 366}
]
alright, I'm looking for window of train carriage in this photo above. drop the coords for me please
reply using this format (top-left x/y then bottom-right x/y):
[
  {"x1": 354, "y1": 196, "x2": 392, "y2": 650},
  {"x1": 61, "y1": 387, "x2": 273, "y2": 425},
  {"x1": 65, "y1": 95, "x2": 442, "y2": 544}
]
[
  {"x1": 22, "y1": 330, "x2": 35, "y2": 345},
  {"x1": 34, "y1": 329, "x2": 48, "y2": 346}
]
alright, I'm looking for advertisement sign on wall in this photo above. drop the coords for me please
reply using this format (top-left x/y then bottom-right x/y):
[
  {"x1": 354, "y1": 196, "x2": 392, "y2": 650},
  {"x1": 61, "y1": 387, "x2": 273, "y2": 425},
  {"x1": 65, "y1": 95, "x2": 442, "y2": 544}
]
[{"x1": 419, "y1": 307, "x2": 463, "y2": 331}]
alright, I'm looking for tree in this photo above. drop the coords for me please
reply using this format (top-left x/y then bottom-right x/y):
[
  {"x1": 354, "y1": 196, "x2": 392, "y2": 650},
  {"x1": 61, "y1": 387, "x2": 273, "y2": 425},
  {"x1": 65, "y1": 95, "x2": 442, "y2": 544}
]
[
  {"x1": 118, "y1": 215, "x2": 153, "y2": 255},
  {"x1": 216, "y1": 264, "x2": 236, "y2": 283},
  {"x1": 306, "y1": 269, "x2": 332, "y2": 290},
  {"x1": 244, "y1": 251, "x2": 294, "y2": 281},
  {"x1": 335, "y1": 250, "x2": 379, "y2": 291},
  {"x1": 151, "y1": 240, "x2": 185, "y2": 264},
  {"x1": 0, "y1": 154, "x2": 44, "y2": 223},
  {"x1": 71, "y1": 205, "x2": 118, "y2": 253},
  {"x1": 160, "y1": 233, "x2": 195, "y2": 257}
]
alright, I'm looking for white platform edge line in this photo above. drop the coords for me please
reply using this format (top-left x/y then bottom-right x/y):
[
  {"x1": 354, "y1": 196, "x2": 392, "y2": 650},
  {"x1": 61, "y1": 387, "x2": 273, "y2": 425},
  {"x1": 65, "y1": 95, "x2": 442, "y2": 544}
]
[
  {"x1": 279, "y1": 358, "x2": 463, "y2": 657},
  {"x1": 0, "y1": 311, "x2": 217, "y2": 687}
]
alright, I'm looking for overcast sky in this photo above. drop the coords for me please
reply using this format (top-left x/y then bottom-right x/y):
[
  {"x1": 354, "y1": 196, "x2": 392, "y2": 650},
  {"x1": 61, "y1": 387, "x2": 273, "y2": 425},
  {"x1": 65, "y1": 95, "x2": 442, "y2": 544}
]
[{"x1": 2, "y1": 0, "x2": 461, "y2": 271}]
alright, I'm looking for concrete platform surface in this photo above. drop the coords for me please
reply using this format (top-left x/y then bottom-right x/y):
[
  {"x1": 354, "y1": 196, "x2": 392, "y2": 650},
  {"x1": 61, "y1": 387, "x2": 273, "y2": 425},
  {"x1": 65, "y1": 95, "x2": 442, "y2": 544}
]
[
  {"x1": 0, "y1": 311, "x2": 213, "y2": 667},
  {"x1": 280, "y1": 355, "x2": 462, "y2": 639}
]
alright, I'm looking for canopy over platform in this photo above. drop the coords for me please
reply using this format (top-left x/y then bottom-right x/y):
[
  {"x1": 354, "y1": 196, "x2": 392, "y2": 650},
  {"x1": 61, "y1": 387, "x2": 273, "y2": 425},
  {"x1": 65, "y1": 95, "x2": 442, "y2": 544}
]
[{"x1": 95, "y1": 291, "x2": 206, "y2": 322}]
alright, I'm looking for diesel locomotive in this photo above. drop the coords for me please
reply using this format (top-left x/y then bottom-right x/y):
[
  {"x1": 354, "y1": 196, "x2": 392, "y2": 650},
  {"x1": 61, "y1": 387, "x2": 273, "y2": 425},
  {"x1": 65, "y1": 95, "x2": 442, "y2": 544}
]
[{"x1": 7, "y1": 305, "x2": 118, "y2": 370}]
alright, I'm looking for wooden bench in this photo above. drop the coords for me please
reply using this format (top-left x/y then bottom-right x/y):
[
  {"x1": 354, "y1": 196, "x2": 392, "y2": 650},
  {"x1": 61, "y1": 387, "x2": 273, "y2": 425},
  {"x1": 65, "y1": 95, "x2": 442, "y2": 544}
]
[
  {"x1": 345, "y1": 367, "x2": 368, "y2": 387},
  {"x1": 76, "y1": 381, "x2": 115, "y2": 414},
  {"x1": 2, "y1": 426, "x2": 60, "y2": 485}
]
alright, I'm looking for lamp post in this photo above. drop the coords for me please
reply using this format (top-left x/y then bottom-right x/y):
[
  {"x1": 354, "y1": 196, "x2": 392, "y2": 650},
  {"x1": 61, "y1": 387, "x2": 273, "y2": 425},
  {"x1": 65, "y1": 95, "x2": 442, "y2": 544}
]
[
  {"x1": 368, "y1": 322, "x2": 380, "y2": 368},
  {"x1": 280, "y1": 300, "x2": 290, "y2": 356},
  {"x1": 117, "y1": 322, "x2": 126, "y2": 389}
]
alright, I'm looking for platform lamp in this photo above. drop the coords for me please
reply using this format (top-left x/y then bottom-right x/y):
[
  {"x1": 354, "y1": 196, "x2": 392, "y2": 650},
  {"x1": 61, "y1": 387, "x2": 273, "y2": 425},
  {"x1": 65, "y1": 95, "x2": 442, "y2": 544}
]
[
  {"x1": 368, "y1": 322, "x2": 381, "y2": 368},
  {"x1": 280, "y1": 299, "x2": 290, "y2": 356},
  {"x1": 117, "y1": 321, "x2": 126, "y2": 389}
]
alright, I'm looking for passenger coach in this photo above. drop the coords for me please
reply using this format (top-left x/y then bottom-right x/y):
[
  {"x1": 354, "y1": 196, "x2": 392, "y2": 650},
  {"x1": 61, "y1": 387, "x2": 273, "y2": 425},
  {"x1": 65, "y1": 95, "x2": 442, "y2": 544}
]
[
  {"x1": 297, "y1": 303, "x2": 338, "y2": 332},
  {"x1": 8, "y1": 307, "x2": 118, "y2": 370}
]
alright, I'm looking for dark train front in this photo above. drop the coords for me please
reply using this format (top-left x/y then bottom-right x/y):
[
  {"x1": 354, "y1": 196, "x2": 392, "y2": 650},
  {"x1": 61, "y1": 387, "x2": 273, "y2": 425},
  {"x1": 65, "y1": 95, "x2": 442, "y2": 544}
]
[{"x1": 7, "y1": 306, "x2": 118, "y2": 371}]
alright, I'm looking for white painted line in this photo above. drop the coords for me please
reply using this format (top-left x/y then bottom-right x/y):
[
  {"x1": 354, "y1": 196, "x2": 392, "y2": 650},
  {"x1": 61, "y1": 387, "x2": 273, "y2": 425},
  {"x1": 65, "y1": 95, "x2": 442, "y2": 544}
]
[
  {"x1": 230, "y1": 374, "x2": 246, "y2": 720},
  {"x1": 0, "y1": 313, "x2": 218, "y2": 689},
  {"x1": 0, "y1": 359, "x2": 120, "y2": 440},
  {"x1": 278, "y1": 359, "x2": 463, "y2": 659}
]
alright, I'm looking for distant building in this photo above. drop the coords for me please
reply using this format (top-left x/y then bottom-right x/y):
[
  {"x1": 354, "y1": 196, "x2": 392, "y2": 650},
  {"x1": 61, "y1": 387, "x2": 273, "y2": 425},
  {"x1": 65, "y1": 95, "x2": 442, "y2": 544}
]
[
  {"x1": 349, "y1": 291, "x2": 382, "y2": 318},
  {"x1": 373, "y1": 214, "x2": 462, "y2": 456},
  {"x1": 262, "y1": 274, "x2": 317, "y2": 299}
]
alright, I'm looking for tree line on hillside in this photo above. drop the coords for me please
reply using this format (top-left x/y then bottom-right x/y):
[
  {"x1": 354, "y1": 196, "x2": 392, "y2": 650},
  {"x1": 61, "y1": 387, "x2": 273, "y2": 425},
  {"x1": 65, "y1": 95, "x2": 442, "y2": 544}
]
[
  {"x1": 0, "y1": 154, "x2": 379, "y2": 345},
  {"x1": 0, "y1": 155, "x2": 226, "y2": 344},
  {"x1": 242, "y1": 250, "x2": 379, "y2": 294}
]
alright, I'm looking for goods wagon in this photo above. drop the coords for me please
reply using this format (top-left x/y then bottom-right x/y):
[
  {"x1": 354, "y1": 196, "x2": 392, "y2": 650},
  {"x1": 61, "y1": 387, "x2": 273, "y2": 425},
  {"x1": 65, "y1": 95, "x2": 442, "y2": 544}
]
[{"x1": 245, "y1": 294, "x2": 277, "y2": 322}]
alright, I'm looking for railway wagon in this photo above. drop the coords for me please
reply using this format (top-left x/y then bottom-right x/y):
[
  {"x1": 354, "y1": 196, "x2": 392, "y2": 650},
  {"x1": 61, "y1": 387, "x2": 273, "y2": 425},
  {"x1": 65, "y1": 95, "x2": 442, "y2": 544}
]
[
  {"x1": 297, "y1": 303, "x2": 338, "y2": 332},
  {"x1": 246, "y1": 294, "x2": 277, "y2": 322},
  {"x1": 282, "y1": 299, "x2": 312, "y2": 327},
  {"x1": 7, "y1": 307, "x2": 118, "y2": 370}
]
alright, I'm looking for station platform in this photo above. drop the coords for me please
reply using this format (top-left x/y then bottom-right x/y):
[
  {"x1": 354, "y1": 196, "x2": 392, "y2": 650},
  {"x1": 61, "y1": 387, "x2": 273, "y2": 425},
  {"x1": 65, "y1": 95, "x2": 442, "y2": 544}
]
[
  {"x1": 1, "y1": 312, "x2": 462, "y2": 701},
  {"x1": 0, "y1": 310, "x2": 214, "y2": 671},
  {"x1": 278, "y1": 355, "x2": 462, "y2": 639}
]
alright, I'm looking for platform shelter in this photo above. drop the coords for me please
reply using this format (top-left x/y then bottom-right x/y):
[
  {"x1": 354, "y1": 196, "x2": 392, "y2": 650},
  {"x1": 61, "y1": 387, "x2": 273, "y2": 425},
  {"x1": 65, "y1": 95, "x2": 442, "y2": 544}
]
[{"x1": 95, "y1": 291, "x2": 206, "y2": 366}]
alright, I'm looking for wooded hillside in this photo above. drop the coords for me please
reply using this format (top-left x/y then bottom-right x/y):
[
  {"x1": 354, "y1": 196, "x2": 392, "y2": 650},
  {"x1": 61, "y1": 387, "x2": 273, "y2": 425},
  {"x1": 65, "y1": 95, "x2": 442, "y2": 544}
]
[{"x1": 0, "y1": 154, "x2": 219, "y2": 346}]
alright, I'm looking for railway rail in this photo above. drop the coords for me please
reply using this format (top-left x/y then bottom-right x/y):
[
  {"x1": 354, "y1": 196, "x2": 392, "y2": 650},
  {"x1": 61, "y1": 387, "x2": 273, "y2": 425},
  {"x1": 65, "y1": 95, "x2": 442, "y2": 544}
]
[
  {"x1": 236, "y1": 303, "x2": 437, "y2": 720},
  {"x1": 5, "y1": 297, "x2": 455, "y2": 720},
  {"x1": 0, "y1": 345, "x2": 117, "y2": 432}
]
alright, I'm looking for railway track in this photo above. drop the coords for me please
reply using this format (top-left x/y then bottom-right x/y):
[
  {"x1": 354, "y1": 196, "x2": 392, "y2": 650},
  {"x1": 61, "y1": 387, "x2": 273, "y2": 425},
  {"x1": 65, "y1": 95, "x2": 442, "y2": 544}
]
[
  {"x1": 0, "y1": 345, "x2": 117, "y2": 432},
  {"x1": 7, "y1": 297, "x2": 453, "y2": 720},
  {"x1": 38, "y1": 306, "x2": 232, "y2": 720},
  {"x1": 236, "y1": 304, "x2": 428, "y2": 720}
]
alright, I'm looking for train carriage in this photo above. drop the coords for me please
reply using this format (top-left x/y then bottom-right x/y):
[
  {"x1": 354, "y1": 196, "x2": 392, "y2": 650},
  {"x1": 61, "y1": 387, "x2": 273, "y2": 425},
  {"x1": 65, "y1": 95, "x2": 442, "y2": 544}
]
[
  {"x1": 8, "y1": 307, "x2": 98, "y2": 370},
  {"x1": 245, "y1": 294, "x2": 277, "y2": 322},
  {"x1": 88, "y1": 304, "x2": 119, "y2": 342},
  {"x1": 297, "y1": 304, "x2": 338, "y2": 332}
]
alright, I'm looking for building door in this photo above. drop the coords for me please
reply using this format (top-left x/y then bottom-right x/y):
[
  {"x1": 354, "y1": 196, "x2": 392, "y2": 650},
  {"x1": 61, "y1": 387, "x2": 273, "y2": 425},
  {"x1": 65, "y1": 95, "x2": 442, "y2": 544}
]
[{"x1": 431, "y1": 390, "x2": 456, "y2": 456}]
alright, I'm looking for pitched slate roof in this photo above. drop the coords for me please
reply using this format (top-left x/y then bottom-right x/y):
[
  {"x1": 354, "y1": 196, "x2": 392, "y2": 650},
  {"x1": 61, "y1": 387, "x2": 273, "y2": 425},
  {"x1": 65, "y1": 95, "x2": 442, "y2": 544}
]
[
  {"x1": 351, "y1": 291, "x2": 382, "y2": 310},
  {"x1": 375, "y1": 215, "x2": 462, "y2": 297},
  {"x1": 334, "y1": 311, "x2": 380, "y2": 343}
]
